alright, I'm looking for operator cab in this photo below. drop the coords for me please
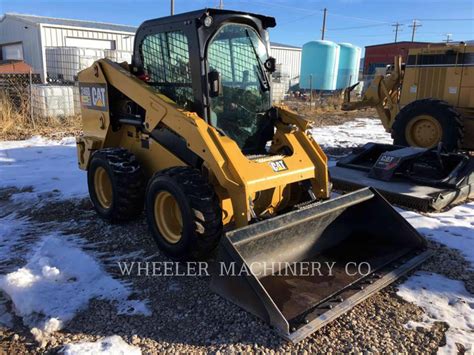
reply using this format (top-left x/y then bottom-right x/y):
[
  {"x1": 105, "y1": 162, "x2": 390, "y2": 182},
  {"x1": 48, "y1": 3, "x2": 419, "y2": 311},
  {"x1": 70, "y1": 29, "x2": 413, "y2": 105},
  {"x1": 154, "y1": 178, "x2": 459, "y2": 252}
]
[{"x1": 131, "y1": 9, "x2": 277, "y2": 155}]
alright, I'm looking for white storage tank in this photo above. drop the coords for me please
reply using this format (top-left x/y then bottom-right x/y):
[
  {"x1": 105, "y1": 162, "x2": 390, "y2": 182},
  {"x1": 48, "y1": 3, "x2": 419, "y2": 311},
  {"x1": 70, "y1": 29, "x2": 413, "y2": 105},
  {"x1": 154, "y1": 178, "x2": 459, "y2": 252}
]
[{"x1": 32, "y1": 84, "x2": 77, "y2": 117}]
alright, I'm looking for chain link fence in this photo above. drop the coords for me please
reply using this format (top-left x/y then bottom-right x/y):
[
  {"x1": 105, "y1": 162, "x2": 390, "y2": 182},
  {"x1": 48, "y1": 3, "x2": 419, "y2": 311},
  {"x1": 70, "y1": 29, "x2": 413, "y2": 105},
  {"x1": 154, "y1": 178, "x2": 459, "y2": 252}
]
[
  {"x1": 45, "y1": 47, "x2": 132, "y2": 84},
  {"x1": 0, "y1": 72, "x2": 42, "y2": 127},
  {"x1": 1, "y1": 73, "x2": 80, "y2": 125},
  {"x1": 1, "y1": 47, "x2": 134, "y2": 128}
]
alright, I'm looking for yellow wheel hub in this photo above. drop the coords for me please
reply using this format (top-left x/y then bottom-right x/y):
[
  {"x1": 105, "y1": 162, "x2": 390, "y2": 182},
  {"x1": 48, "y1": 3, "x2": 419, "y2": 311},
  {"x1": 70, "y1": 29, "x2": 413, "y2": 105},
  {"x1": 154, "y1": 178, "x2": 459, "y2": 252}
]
[
  {"x1": 154, "y1": 191, "x2": 183, "y2": 244},
  {"x1": 405, "y1": 115, "x2": 443, "y2": 148},
  {"x1": 94, "y1": 166, "x2": 113, "y2": 209}
]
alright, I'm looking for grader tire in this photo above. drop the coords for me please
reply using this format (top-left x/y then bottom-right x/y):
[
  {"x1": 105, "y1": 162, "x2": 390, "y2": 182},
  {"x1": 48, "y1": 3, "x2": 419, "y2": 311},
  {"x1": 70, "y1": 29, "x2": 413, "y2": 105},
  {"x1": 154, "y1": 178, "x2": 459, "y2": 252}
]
[
  {"x1": 391, "y1": 98, "x2": 463, "y2": 152},
  {"x1": 88, "y1": 148, "x2": 146, "y2": 222},
  {"x1": 146, "y1": 166, "x2": 223, "y2": 260}
]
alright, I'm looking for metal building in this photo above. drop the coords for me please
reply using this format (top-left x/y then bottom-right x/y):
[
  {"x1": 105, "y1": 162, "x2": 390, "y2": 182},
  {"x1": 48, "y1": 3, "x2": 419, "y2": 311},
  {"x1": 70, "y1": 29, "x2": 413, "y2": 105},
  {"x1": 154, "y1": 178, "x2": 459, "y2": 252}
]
[
  {"x1": 0, "y1": 13, "x2": 136, "y2": 82},
  {"x1": 269, "y1": 42, "x2": 302, "y2": 85}
]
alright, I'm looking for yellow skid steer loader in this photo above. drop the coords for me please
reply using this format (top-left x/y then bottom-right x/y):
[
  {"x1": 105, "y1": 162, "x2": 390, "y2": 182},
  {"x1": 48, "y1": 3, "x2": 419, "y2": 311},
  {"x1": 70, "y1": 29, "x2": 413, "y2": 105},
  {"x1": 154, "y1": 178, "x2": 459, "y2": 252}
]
[{"x1": 76, "y1": 9, "x2": 430, "y2": 342}]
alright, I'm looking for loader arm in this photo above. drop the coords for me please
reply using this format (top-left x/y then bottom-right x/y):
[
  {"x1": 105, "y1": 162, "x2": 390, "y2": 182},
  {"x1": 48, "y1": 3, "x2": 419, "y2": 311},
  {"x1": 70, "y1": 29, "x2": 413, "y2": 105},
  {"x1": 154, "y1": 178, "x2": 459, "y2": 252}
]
[
  {"x1": 77, "y1": 59, "x2": 330, "y2": 227},
  {"x1": 342, "y1": 56, "x2": 403, "y2": 131}
]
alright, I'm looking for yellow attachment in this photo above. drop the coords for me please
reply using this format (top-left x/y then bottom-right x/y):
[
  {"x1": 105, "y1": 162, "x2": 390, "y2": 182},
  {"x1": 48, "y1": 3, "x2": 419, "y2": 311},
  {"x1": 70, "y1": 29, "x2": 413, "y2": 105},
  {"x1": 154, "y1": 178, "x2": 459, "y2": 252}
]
[
  {"x1": 342, "y1": 56, "x2": 403, "y2": 131},
  {"x1": 154, "y1": 191, "x2": 183, "y2": 244},
  {"x1": 405, "y1": 115, "x2": 443, "y2": 148},
  {"x1": 94, "y1": 167, "x2": 113, "y2": 209}
]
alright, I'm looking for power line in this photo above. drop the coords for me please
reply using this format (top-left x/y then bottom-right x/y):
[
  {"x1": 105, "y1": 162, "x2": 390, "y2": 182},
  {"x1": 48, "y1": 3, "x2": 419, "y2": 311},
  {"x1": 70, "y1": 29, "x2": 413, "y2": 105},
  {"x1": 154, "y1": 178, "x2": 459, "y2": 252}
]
[
  {"x1": 328, "y1": 23, "x2": 389, "y2": 31},
  {"x1": 355, "y1": 31, "x2": 473, "y2": 38},
  {"x1": 392, "y1": 22, "x2": 403, "y2": 42},
  {"x1": 324, "y1": 11, "x2": 390, "y2": 24},
  {"x1": 444, "y1": 33, "x2": 453, "y2": 43},
  {"x1": 409, "y1": 20, "x2": 422, "y2": 42},
  {"x1": 412, "y1": 18, "x2": 474, "y2": 21},
  {"x1": 278, "y1": 9, "x2": 325, "y2": 26}
]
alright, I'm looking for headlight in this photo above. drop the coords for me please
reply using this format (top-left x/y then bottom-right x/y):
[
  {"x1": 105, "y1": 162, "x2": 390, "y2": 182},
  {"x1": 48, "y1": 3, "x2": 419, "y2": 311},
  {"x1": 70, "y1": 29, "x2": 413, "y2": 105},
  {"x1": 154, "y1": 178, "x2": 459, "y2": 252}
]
[{"x1": 203, "y1": 16, "x2": 213, "y2": 27}]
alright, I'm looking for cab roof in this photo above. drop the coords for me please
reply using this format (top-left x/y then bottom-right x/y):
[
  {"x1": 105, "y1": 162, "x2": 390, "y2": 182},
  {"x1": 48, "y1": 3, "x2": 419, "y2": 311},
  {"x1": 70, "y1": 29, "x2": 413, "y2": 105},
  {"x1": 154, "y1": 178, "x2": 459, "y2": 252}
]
[{"x1": 138, "y1": 8, "x2": 276, "y2": 30}]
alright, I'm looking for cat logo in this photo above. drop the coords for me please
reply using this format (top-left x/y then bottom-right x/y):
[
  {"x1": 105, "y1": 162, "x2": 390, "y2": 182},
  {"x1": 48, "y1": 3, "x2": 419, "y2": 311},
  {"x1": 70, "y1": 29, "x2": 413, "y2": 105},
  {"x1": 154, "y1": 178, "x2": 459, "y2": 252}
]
[
  {"x1": 79, "y1": 84, "x2": 108, "y2": 111},
  {"x1": 269, "y1": 160, "x2": 288, "y2": 172},
  {"x1": 92, "y1": 87, "x2": 106, "y2": 107}
]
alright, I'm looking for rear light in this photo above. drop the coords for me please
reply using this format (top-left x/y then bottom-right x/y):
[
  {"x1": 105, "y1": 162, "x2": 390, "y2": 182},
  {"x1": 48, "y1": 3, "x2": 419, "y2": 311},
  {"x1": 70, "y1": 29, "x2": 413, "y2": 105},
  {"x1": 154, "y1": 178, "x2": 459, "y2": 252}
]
[{"x1": 138, "y1": 74, "x2": 150, "y2": 82}]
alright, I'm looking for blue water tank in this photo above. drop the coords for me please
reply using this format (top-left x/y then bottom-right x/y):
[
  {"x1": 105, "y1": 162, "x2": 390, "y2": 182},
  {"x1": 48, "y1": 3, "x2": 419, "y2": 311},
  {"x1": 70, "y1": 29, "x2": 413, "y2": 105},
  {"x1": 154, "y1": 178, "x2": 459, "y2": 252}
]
[
  {"x1": 336, "y1": 43, "x2": 361, "y2": 89},
  {"x1": 299, "y1": 40, "x2": 340, "y2": 90}
]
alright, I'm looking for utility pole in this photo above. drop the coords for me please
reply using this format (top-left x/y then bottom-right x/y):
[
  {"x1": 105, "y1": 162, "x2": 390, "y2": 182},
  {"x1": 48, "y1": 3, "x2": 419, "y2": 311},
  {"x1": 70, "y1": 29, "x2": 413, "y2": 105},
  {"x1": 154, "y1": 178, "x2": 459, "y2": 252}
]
[
  {"x1": 392, "y1": 22, "x2": 403, "y2": 43},
  {"x1": 219, "y1": 0, "x2": 223, "y2": 9},
  {"x1": 321, "y1": 8, "x2": 327, "y2": 40},
  {"x1": 409, "y1": 20, "x2": 422, "y2": 42},
  {"x1": 444, "y1": 33, "x2": 452, "y2": 43},
  {"x1": 171, "y1": 0, "x2": 174, "y2": 15}
]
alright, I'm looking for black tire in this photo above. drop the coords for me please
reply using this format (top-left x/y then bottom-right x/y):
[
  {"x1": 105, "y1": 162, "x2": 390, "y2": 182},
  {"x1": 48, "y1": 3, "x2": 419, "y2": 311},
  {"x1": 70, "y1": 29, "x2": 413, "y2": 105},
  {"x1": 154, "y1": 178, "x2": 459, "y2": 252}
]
[
  {"x1": 88, "y1": 148, "x2": 145, "y2": 222},
  {"x1": 391, "y1": 98, "x2": 463, "y2": 152},
  {"x1": 145, "y1": 166, "x2": 223, "y2": 260}
]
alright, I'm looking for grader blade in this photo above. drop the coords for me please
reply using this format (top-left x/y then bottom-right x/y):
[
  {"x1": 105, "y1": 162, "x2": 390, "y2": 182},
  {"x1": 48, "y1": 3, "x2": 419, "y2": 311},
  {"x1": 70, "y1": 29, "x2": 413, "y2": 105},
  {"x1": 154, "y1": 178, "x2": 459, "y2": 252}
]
[{"x1": 211, "y1": 188, "x2": 430, "y2": 342}]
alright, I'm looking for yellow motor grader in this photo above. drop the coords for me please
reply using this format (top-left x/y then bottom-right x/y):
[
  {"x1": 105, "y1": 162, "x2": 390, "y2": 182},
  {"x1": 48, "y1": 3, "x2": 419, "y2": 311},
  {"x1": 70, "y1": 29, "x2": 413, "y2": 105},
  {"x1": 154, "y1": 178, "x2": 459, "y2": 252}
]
[
  {"x1": 336, "y1": 44, "x2": 474, "y2": 211},
  {"x1": 76, "y1": 9, "x2": 429, "y2": 342},
  {"x1": 343, "y1": 43, "x2": 474, "y2": 151}
]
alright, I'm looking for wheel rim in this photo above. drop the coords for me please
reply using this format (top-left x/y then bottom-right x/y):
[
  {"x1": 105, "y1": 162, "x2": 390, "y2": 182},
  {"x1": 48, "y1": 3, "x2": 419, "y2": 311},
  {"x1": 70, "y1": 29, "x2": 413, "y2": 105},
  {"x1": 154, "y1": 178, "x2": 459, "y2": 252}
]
[
  {"x1": 154, "y1": 191, "x2": 183, "y2": 244},
  {"x1": 94, "y1": 167, "x2": 113, "y2": 209},
  {"x1": 405, "y1": 115, "x2": 443, "y2": 148}
]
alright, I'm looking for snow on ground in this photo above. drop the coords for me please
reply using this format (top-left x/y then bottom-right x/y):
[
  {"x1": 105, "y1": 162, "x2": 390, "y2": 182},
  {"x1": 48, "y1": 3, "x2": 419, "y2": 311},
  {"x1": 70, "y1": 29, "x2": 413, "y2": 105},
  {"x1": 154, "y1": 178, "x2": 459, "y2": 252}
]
[
  {"x1": 62, "y1": 335, "x2": 141, "y2": 355},
  {"x1": 401, "y1": 203, "x2": 474, "y2": 269},
  {"x1": 0, "y1": 136, "x2": 87, "y2": 202},
  {"x1": 397, "y1": 272, "x2": 474, "y2": 354},
  {"x1": 0, "y1": 135, "x2": 152, "y2": 345},
  {"x1": 0, "y1": 213, "x2": 32, "y2": 268},
  {"x1": 311, "y1": 118, "x2": 392, "y2": 148},
  {"x1": 0, "y1": 232, "x2": 149, "y2": 344},
  {"x1": 0, "y1": 298, "x2": 13, "y2": 327}
]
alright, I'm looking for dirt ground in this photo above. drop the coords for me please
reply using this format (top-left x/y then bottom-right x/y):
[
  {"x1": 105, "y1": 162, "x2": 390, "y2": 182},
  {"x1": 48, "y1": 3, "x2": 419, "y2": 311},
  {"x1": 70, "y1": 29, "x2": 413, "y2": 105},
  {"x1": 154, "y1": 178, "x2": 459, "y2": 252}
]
[{"x1": 0, "y1": 119, "x2": 82, "y2": 141}]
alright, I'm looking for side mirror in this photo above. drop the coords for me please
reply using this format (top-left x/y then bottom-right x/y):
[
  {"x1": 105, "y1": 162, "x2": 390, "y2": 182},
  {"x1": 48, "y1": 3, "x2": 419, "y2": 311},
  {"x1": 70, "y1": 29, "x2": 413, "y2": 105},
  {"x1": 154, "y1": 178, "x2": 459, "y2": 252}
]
[
  {"x1": 208, "y1": 70, "x2": 222, "y2": 97},
  {"x1": 264, "y1": 57, "x2": 276, "y2": 73}
]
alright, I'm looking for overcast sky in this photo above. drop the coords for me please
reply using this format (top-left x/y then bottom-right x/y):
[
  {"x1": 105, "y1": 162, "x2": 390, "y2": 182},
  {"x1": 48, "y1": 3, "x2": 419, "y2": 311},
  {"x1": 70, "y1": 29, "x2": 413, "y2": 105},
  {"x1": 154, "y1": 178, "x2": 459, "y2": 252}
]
[{"x1": 1, "y1": 0, "x2": 473, "y2": 49}]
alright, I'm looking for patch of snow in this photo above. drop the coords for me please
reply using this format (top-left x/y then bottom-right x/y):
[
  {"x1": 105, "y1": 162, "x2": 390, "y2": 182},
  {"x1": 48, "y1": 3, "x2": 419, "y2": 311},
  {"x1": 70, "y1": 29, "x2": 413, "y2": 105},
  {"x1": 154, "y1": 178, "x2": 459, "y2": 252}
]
[
  {"x1": 0, "y1": 213, "x2": 38, "y2": 275},
  {"x1": 397, "y1": 272, "x2": 474, "y2": 354},
  {"x1": 0, "y1": 214, "x2": 30, "y2": 259},
  {"x1": 0, "y1": 299, "x2": 13, "y2": 327},
  {"x1": 401, "y1": 202, "x2": 474, "y2": 269},
  {"x1": 61, "y1": 335, "x2": 141, "y2": 355},
  {"x1": 0, "y1": 234, "x2": 150, "y2": 341},
  {"x1": 0, "y1": 136, "x2": 87, "y2": 201},
  {"x1": 311, "y1": 118, "x2": 392, "y2": 148}
]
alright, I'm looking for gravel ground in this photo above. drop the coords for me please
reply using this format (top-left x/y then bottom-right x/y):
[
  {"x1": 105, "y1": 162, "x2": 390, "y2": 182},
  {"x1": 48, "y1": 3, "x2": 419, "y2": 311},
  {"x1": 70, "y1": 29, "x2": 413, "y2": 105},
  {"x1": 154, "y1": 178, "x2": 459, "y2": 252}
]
[{"x1": 1, "y1": 190, "x2": 473, "y2": 354}]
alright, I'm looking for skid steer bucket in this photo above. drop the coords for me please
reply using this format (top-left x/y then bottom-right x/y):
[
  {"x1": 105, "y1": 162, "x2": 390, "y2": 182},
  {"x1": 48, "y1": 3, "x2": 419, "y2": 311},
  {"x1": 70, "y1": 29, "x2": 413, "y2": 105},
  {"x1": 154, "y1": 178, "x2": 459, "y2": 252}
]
[{"x1": 211, "y1": 188, "x2": 430, "y2": 342}]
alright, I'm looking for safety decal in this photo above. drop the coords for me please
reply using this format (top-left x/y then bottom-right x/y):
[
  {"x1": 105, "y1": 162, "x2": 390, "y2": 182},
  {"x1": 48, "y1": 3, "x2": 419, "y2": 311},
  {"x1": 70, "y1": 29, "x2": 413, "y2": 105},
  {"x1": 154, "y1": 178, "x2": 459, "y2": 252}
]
[{"x1": 79, "y1": 83, "x2": 108, "y2": 111}]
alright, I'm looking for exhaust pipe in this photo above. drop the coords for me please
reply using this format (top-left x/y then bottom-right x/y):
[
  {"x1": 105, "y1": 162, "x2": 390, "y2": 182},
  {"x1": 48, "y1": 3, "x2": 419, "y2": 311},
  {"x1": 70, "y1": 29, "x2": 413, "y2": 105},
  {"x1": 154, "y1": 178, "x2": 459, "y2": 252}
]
[{"x1": 211, "y1": 188, "x2": 430, "y2": 342}]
